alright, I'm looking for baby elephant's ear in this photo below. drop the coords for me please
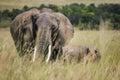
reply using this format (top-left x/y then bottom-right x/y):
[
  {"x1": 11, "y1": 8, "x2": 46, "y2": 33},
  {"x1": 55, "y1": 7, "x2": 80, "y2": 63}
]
[{"x1": 84, "y1": 48, "x2": 90, "y2": 55}]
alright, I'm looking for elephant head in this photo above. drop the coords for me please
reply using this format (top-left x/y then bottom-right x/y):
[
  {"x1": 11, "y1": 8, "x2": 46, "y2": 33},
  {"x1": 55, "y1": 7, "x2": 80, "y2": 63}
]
[{"x1": 32, "y1": 12, "x2": 74, "y2": 62}]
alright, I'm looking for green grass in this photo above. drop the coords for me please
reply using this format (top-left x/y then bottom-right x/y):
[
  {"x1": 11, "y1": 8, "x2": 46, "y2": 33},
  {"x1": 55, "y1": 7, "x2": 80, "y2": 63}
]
[
  {"x1": 0, "y1": 26, "x2": 120, "y2": 80},
  {"x1": 0, "y1": 19, "x2": 11, "y2": 28},
  {"x1": 0, "y1": 0, "x2": 120, "y2": 10}
]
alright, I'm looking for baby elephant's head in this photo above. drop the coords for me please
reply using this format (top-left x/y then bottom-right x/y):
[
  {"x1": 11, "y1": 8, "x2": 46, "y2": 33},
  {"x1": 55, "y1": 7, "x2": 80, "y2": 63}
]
[{"x1": 83, "y1": 47, "x2": 101, "y2": 63}]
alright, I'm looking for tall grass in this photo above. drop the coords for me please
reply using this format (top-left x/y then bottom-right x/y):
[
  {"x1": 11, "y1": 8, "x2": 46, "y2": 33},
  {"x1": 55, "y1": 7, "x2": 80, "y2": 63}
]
[{"x1": 0, "y1": 25, "x2": 120, "y2": 80}]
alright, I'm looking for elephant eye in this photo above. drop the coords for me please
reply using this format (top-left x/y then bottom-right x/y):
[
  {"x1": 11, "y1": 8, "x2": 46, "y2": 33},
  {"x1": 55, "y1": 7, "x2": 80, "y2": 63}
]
[
  {"x1": 51, "y1": 25, "x2": 56, "y2": 31},
  {"x1": 95, "y1": 50, "x2": 98, "y2": 54},
  {"x1": 24, "y1": 20, "x2": 28, "y2": 26}
]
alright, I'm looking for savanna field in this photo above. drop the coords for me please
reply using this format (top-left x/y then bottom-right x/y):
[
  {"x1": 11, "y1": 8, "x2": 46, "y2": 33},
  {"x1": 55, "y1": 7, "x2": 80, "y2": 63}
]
[
  {"x1": 0, "y1": 0, "x2": 120, "y2": 80},
  {"x1": 0, "y1": 26, "x2": 120, "y2": 80}
]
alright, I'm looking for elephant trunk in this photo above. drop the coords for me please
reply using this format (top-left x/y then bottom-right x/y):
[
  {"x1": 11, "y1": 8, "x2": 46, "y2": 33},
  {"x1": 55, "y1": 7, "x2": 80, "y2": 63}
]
[{"x1": 33, "y1": 27, "x2": 51, "y2": 61}]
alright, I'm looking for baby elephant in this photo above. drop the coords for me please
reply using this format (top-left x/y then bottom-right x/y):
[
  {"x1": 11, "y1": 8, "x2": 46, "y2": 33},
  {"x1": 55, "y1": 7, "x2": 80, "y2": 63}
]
[{"x1": 62, "y1": 45, "x2": 101, "y2": 63}]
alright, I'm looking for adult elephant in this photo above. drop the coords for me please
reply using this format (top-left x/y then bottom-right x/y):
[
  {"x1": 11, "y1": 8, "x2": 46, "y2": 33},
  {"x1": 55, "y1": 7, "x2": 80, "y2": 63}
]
[
  {"x1": 10, "y1": 8, "x2": 40, "y2": 57},
  {"x1": 10, "y1": 8, "x2": 74, "y2": 62}
]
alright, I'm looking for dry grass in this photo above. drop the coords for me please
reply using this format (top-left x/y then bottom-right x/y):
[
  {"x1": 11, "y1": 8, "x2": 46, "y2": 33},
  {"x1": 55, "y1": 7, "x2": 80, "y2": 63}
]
[
  {"x1": 0, "y1": 26, "x2": 120, "y2": 80},
  {"x1": 0, "y1": 0, "x2": 120, "y2": 10}
]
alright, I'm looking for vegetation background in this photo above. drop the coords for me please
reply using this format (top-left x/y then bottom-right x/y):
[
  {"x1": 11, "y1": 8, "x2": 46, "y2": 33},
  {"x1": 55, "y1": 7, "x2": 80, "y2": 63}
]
[
  {"x1": 0, "y1": 0, "x2": 120, "y2": 80},
  {"x1": 0, "y1": 0, "x2": 120, "y2": 29}
]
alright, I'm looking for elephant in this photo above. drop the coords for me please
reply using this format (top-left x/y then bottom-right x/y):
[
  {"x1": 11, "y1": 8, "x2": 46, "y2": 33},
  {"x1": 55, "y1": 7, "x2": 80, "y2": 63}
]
[
  {"x1": 62, "y1": 45, "x2": 101, "y2": 63},
  {"x1": 10, "y1": 8, "x2": 40, "y2": 57},
  {"x1": 10, "y1": 8, "x2": 74, "y2": 62}
]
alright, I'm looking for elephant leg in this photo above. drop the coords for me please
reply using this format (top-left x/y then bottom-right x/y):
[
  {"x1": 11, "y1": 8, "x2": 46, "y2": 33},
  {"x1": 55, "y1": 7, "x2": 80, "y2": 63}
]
[
  {"x1": 46, "y1": 45, "x2": 52, "y2": 63},
  {"x1": 51, "y1": 46, "x2": 63, "y2": 61},
  {"x1": 50, "y1": 49, "x2": 57, "y2": 61},
  {"x1": 57, "y1": 46, "x2": 63, "y2": 58}
]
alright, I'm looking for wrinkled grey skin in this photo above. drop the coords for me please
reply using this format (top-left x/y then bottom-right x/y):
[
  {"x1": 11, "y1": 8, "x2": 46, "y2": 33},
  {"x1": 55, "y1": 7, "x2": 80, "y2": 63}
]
[
  {"x1": 10, "y1": 8, "x2": 74, "y2": 62},
  {"x1": 62, "y1": 45, "x2": 101, "y2": 63}
]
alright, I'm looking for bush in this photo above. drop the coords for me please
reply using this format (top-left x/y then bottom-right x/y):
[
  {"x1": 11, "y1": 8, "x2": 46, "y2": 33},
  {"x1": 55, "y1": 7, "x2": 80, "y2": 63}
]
[{"x1": 0, "y1": 3, "x2": 120, "y2": 30}]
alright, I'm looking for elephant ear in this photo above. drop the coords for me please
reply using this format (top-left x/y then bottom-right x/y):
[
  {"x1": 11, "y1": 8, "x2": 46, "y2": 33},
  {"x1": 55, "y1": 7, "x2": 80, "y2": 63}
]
[
  {"x1": 53, "y1": 12, "x2": 74, "y2": 46},
  {"x1": 84, "y1": 47, "x2": 90, "y2": 55}
]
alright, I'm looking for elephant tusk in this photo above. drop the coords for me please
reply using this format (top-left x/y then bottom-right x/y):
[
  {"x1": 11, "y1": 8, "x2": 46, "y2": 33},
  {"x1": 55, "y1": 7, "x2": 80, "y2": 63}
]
[
  {"x1": 46, "y1": 45, "x2": 52, "y2": 63},
  {"x1": 33, "y1": 46, "x2": 37, "y2": 62}
]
